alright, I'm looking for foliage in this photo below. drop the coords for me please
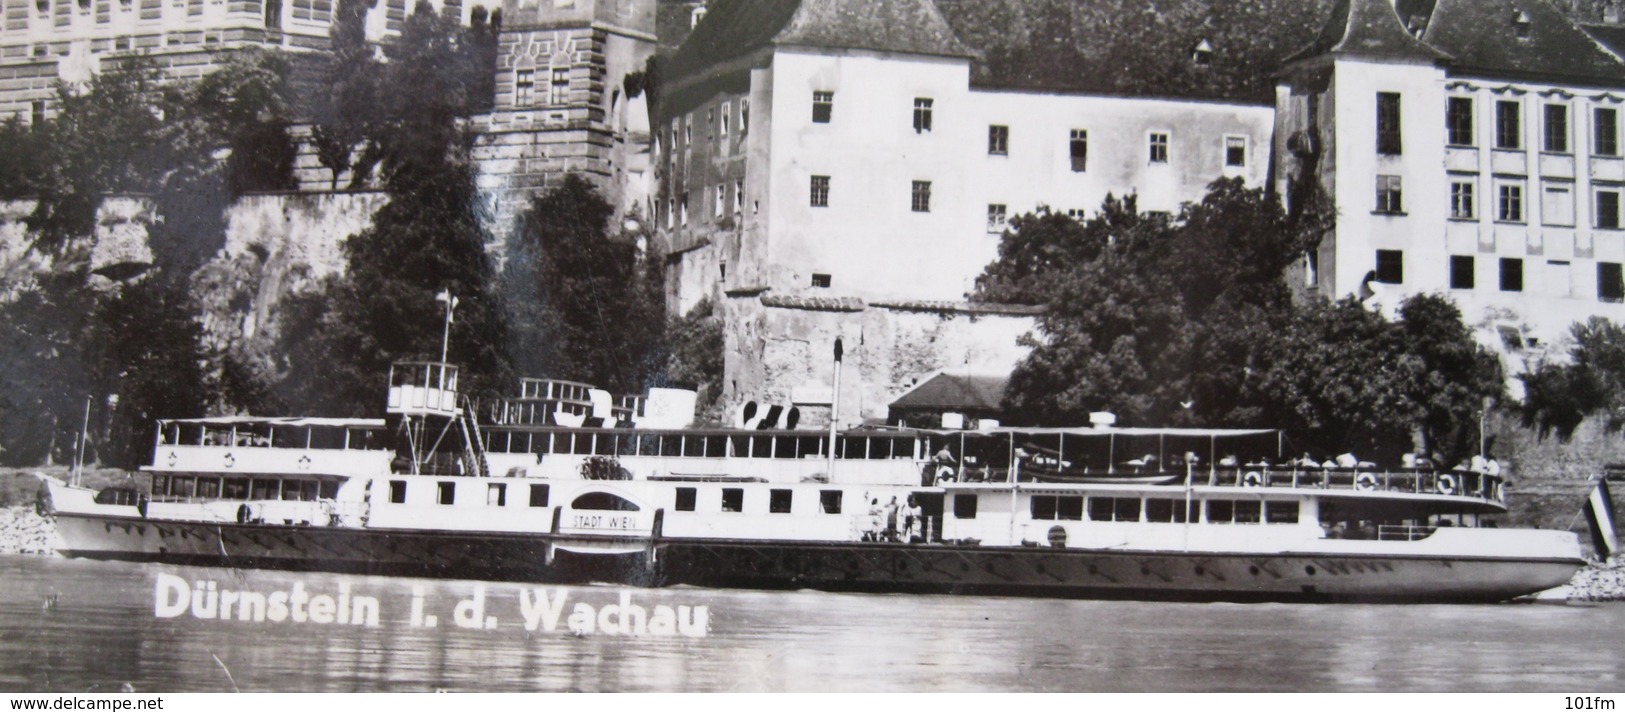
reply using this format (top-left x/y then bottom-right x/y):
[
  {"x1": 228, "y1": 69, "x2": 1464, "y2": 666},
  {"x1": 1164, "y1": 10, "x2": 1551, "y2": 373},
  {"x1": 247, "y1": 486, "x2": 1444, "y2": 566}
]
[
  {"x1": 664, "y1": 298, "x2": 725, "y2": 414},
  {"x1": 1520, "y1": 317, "x2": 1625, "y2": 439},
  {"x1": 310, "y1": 0, "x2": 383, "y2": 190},
  {"x1": 505, "y1": 175, "x2": 667, "y2": 394},
  {"x1": 275, "y1": 4, "x2": 510, "y2": 414},
  {"x1": 0, "y1": 117, "x2": 46, "y2": 199},
  {"x1": 980, "y1": 180, "x2": 1500, "y2": 463}
]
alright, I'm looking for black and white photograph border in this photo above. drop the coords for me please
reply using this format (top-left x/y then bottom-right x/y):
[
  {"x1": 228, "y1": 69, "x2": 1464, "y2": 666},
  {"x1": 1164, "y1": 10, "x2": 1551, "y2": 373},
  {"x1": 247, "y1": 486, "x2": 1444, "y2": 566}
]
[{"x1": 2, "y1": 0, "x2": 1625, "y2": 694}]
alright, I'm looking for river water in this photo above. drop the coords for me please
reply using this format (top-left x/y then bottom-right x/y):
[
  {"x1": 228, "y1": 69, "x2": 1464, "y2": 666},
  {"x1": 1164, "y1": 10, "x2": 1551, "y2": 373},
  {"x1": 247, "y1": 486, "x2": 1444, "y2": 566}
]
[{"x1": 0, "y1": 555, "x2": 1621, "y2": 693}]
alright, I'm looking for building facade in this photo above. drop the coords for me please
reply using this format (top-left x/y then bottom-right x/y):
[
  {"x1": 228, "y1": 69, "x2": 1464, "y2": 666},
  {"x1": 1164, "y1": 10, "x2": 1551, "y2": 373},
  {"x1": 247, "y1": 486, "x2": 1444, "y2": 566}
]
[
  {"x1": 655, "y1": 0, "x2": 1279, "y2": 425},
  {"x1": 1278, "y1": 0, "x2": 1625, "y2": 372}
]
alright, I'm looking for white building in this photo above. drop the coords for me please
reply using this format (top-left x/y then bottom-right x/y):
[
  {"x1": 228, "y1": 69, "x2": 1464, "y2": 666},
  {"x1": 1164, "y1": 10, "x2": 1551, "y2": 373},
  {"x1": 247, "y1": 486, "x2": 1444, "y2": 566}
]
[
  {"x1": 1278, "y1": 0, "x2": 1625, "y2": 364},
  {"x1": 655, "y1": 0, "x2": 1282, "y2": 424}
]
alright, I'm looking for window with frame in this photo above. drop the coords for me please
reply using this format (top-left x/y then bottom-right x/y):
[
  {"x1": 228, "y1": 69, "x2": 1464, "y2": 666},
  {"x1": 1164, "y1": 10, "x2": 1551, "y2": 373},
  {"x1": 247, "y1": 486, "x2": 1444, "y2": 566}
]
[
  {"x1": 734, "y1": 180, "x2": 743, "y2": 214},
  {"x1": 913, "y1": 98, "x2": 933, "y2": 133},
  {"x1": 684, "y1": 115, "x2": 691, "y2": 144},
  {"x1": 389, "y1": 480, "x2": 407, "y2": 504},
  {"x1": 911, "y1": 180, "x2": 932, "y2": 212},
  {"x1": 436, "y1": 481, "x2": 455, "y2": 505},
  {"x1": 720, "y1": 101, "x2": 730, "y2": 137},
  {"x1": 1450, "y1": 255, "x2": 1475, "y2": 289},
  {"x1": 1547, "y1": 260, "x2": 1573, "y2": 298},
  {"x1": 1500, "y1": 257, "x2": 1524, "y2": 292},
  {"x1": 988, "y1": 124, "x2": 1008, "y2": 155},
  {"x1": 953, "y1": 494, "x2": 977, "y2": 519},
  {"x1": 549, "y1": 67, "x2": 569, "y2": 105},
  {"x1": 1450, "y1": 180, "x2": 1474, "y2": 219},
  {"x1": 1496, "y1": 100, "x2": 1521, "y2": 149},
  {"x1": 1447, "y1": 96, "x2": 1474, "y2": 146},
  {"x1": 1597, "y1": 107, "x2": 1619, "y2": 156},
  {"x1": 812, "y1": 91, "x2": 832, "y2": 123},
  {"x1": 819, "y1": 490, "x2": 842, "y2": 514},
  {"x1": 1542, "y1": 184, "x2": 1574, "y2": 226},
  {"x1": 721, "y1": 488, "x2": 743, "y2": 513},
  {"x1": 714, "y1": 184, "x2": 724, "y2": 218},
  {"x1": 665, "y1": 198, "x2": 674, "y2": 228},
  {"x1": 810, "y1": 175, "x2": 830, "y2": 207},
  {"x1": 487, "y1": 483, "x2": 506, "y2": 507},
  {"x1": 741, "y1": 98, "x2": 749, "y2": 134},
  {"x1": 680, "y1": 192, "x2": 689, "y2": 225},
  {"x1": 1375, "y1": 249, "x2": 1404, "y2": 284},
  {"x1": 1070, "y1": 129, "x2": 1087, "y2": 171},
  {"x1": 529, "y1": 483, "x2": 550, "y2": 507},
  {"x1": 514, "y1": 69, "x2": 534, "y2": 106},
  {"x1": 705, "y1": 108, "x2": 714, "y2": 142},
  {"x1": 811, "y1": 273, "x2": 831, "y2": 288},
  {"x1": 1545, "y1": 103, "x2": 1569, "y2": 153},
  {"x1": 769, "y1": 489, "x2": 792, "y2": 514},
  {"x1": 674, "y1": 487, "x2": 696, "y2": 512},
  {"x1": 1149, "y1": 133, "x2": 1169, "y2": 163},
  {"x1": 1598, "y1": 189, "x2": 1622, "y2": 229},
  {"x1": 1376, "y1": 92, "x2": 1402, "y2": 155},
  {"x1": 1599, "y1": 262, "x2": 1625, "y2": 303},
  {"x1": 987, "y1": 204, "x2": 1007, "y2": 232},
  {"x1": 1375, "y1": 175, "x2": 1403, "y2": 213},
  {"x1": 1498, "y1": 183, "x2": 1524, "y2": 222},
  {"x1": 1225, "y1": 136, "x2": 1246, "y2": 167}
]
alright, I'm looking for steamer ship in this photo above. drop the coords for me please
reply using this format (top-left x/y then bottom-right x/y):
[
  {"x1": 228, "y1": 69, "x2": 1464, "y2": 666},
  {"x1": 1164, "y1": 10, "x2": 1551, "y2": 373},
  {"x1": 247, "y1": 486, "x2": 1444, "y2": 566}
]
[{"x1": 40, "y1": 358, "x2": 1584, "y2": 603}]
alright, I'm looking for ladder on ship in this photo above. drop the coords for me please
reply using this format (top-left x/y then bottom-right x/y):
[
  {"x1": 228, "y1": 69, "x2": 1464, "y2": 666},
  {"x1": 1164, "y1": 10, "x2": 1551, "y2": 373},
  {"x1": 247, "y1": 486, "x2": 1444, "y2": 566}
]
[{"x1": 456, "y1": 397, "x2": 490, "y2": 478}]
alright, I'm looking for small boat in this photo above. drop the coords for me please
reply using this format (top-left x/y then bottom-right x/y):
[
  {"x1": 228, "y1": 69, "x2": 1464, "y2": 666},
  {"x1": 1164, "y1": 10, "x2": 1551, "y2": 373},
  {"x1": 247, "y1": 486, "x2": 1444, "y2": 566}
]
[{"x1": 40, "y1": 360, "x2": 1585, "y2": 603}]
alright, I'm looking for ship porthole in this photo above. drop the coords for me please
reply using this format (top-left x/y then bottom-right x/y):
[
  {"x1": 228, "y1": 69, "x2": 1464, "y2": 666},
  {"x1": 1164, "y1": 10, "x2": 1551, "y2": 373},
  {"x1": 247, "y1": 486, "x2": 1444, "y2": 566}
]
[
  {"x1": 1249, "y1": 566, "x2": 1260, "y2": 576},
  {"x1": 1305, "y1": 565, "x2": 1317, "y2": 576}
]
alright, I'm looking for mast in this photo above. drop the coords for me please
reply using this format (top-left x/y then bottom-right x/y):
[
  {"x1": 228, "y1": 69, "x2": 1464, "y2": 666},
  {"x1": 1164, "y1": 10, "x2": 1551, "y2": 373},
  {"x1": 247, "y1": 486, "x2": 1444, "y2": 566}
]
[{"x1": 827, "y1": 338, "x2": 843, "y2": 480}]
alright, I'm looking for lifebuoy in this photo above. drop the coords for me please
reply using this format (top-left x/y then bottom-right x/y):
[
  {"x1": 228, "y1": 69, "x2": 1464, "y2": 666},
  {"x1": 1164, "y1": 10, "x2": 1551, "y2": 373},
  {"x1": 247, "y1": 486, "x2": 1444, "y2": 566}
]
[
  {"x1": 1354, "y1": 473, "x2": 1378, "y2": 491},
  {"x1": 1437, "y1": 474, "x2": 1459, "y2": 495},
  {"x1": 1242, "y1": 471, "x2": 1263, "y2": 487}
]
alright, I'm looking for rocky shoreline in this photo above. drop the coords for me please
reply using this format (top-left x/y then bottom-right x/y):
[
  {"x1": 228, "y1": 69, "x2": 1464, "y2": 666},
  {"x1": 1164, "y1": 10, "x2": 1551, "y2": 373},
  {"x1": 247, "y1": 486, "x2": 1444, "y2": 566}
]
[{"x1": 3, "y1": 504, "x2": 1621, "y2": 600}]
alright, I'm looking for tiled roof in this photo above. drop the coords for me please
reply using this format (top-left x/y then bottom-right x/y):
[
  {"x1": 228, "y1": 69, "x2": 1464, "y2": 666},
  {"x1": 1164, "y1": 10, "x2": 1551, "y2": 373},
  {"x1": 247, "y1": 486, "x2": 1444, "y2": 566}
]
[
  {"x1": 1290, "y1": 0, "x2": 1449, "y2": 63},
  {"x1": 889, "y1": 372, "x2": 1008, "y2": 411},
  {"x1": 1582, "y1": 22, "x2": 1625, "y2": 59},
  {"x1": 665, "y1": 0, "x2": 972, "y2": 82},
  {"x1": 1423, "y1": 0, "x2": 1625, "y2": 84},
  {"x1": 759, "y1": 294, "x2": 867, "y2": 312},
  {"x1": 870, "y1": 299, "x2": 1044, "y2": 316}
]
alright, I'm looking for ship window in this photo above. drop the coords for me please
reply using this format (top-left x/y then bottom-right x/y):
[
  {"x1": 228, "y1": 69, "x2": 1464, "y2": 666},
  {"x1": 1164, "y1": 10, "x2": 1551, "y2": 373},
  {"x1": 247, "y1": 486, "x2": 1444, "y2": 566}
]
[
  {"x1": 320, "y1": 480, "x2": 339, "y2": 500},
  {"x1": 675, "y1": 487, "x2": 696, "y2": 511},
  {"x1": 152, "y1": 474, "x2": 170, "y2": 496},
  {"x1": 251, "y1": 478, "x2": 277, "y2": 500},
  {"x1": 171, "y1": 477, "x2": 196, "y2": 498},
  {"x1": 389, "y1": 480, "x2": 407, "y2": 504},
  {"x1": 1058, "y1": 496, "x2": 1083, "y2": 520},
  {"x1": 820, "y1": 490, "x2": 842, "y2": 514},
  {"x1": 1146, "y1": 499, "x2": 1174, "y2": 522},
  {"x1": 1234, "y1": 501, "x2": 1262, "y2": 524},
  {"x1": 572, "y1": 492, "x2": 640, "y2": 511},
  {"x1": 721, "y1": 488, "x2": 743, "y2": 512},
  {"x1": 1208, "y1": 500, "x2": 1234, "y2": 523},
  {"x1": 437, "y1": 481, "x2": 455, "y2": 505},
  {"x1": 953, "y1": 494, "x2": 977, "y2": 519},
  {"x1": 1114, "y1": 497, "x2": 1142, "y2": 523},
  {"x1": 1265, "y1": 501, "x2": 1300, "y2": 524},
  {"x1": 529, "y1": 484, "x2": 550, "y2": 507},
  {"x1": 770, "y1": 489, "x2": 792, "y2": 513},
  {"x1": 1031, "y1": 495, "x2": 1058, "y2": 520},
  {"x1": 198, "y1": 477, "x2": 221, "y2": 498},
  {"x1": 487, "y1": 483, "x2": 506, "y2": 507},
  {"x1": 1087, "y1": 497, "x2": 1114, "y2": 521}
]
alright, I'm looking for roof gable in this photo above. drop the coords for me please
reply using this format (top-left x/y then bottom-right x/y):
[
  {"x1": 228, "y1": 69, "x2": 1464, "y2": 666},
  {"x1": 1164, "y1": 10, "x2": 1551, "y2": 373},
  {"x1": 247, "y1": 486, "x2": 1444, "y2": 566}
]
[
  {"x1": 1289, "y1": 0, "x2": 1448, "y2": 63},
  {"x1": 890, "y1": 372, "x2": 1009, "y2": 412}
]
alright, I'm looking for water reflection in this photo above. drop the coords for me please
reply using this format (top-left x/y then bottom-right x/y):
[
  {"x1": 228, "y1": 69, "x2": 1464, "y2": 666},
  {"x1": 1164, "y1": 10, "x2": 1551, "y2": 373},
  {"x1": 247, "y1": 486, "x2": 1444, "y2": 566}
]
[{"x1": 1, "y1": 556, "x2": 1621, "y2": 692}]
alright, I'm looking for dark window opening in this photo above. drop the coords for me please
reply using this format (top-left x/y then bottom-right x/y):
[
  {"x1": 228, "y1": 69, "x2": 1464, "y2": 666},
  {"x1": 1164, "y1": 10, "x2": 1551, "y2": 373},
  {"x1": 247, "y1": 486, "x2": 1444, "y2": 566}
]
[
  {"x1": 529, "y1": 483, "x2": 550, "y2": 507},
  {"x1": 1376, "y1": 92, "x2": 1402, "y2": 155},
  {"x1": 487, "y1": 483, "x2": 506, "y2": 507},
  {"x1": 1265, "y1": 501, "x2": 1299, "y2": 524},
  {"x1": 820, "y1": 490, "x2": 843, "y2": 514},
  {"x1": 1447, "y1": 97, "x2": 1474, "y2": 146},
  {"x1": 1496, "y1": 101, "x2": 1521, "y2": 150},
  {"x1": 988, "y1": 124, "x2": 1008, "y2": 155},
  {"x1": 953, "y1": 494, "x2": 977, "y2": 519},
  {"x1": 769, "y1": 489, "x2": 792, "y2": 514},
  {"x1": 571, "y1": 492, "x2": 640, "y2": 511},
  {"x1": 1599, "y1": 190, "x2": 1621, "y2": 229},
  {"x1": 1070, "y1": 129, "x2": 1087, "y2": 171},
  {"x1": 811, "y1": 273, "x2": 831, "y2": 288},
  {"x1": 674, "y1": 487, "x2": 696, "y2": 512},
  {"x1": 1600, "y1": 262, "x2": 1624, "y2": 303},
  {"x1": 721, "y1": 488, "x2": 743, "y2": 513},
  {"x1": 1545, "y1": 104, "x2": 1569, "y2": 153},
  {"x1": 1501, "y1": 258, "x2": 1524, "y2": 292},
  {"x1": 1597, "y1": 108, "x2": 1619, "y2": 156},
  {"x1": 912, "y1": 98, "x2": 933, "y2": 133},
  {"x1": 1450, "y1": 255, "x2": 1475, "y2": 290},
  {"x1": 1225, "y1": 136, "x2": 1246, "y2": 167},
  {"x1": 436, "y1": 481, "x2": 455, "y2": 505},
  {"x1": 810, "y1": 175, "x2": 829, "y2": 207},
  {"x1": 812, "y1": 91, "x2": 832, "y2": 124},
  {"x1": 389, "y1": 480, "x2": 406, "y2": 504},
  {"x1": 1375, "y1": 249, "x2": 1404, "y2": 284}
]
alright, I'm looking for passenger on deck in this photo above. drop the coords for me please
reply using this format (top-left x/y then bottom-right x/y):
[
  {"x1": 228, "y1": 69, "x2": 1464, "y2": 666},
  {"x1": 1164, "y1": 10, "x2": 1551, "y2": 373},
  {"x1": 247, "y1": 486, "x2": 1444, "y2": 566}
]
[
  {"x1": 1295, "y1": 453, "x2": 1321, "y2": 469},
  {"x1": 866, "y1": 498, "x2": 883, "y2": 542},
  {"x1": 933, "y1": 444, "x2": 958, "y2": 483},
  {"x1": 904, "y1": 495, "x2": 923, "y2": 542},
  {"x1": 885, "y1": 496, "x2": 901, "y2": 542}
]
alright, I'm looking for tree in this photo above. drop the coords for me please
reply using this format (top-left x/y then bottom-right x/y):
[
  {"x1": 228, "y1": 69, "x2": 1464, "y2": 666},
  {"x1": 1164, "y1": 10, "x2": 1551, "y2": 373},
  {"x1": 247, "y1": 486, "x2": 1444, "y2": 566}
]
[
  {"x1": 664, "y1": 298, "x2": 724, "y2": 418},
  {"x1": 310, "y1": 0, "x2": 383, "y2": 190},
  {"x1": 1520, "y1": 317, "x2": 1625, "y2": 439},
  {"x1": 505, "y1": 175, "x2": 667, "y2": 394}
]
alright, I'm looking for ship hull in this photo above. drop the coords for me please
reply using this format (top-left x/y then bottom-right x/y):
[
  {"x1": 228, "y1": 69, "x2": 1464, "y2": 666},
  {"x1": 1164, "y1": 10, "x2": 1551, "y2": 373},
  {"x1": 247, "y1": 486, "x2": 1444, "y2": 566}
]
[{"x1": 50, "y1": 511, "x2": 1581, "y2": 604}]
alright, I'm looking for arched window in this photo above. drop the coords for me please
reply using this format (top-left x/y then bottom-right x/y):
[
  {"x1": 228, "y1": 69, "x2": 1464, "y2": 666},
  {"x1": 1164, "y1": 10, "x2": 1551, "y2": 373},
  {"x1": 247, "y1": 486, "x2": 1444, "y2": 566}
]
[{"x1": 570, "y1": 492, "x2": 641, "y2": 511}]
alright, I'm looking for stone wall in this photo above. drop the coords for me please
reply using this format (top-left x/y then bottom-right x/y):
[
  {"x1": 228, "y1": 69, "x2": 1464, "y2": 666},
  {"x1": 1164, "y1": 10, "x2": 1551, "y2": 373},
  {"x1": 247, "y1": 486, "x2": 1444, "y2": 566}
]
[
  {"x1": 721, "y1": 293, "x2": 1039, "y2": 426},
  {"x1": 0, "y1": 196, "x2": 154, "y2": 298},
  {"x1": 1493, "y1": 412, "x2": 1625, "y2": 551}
]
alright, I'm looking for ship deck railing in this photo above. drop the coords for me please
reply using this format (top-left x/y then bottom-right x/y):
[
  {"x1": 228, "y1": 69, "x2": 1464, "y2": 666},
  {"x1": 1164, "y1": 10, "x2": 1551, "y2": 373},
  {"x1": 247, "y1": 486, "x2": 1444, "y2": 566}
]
[{"x1": 943, "y1": 465, "x2": 1505, "y2": 503}]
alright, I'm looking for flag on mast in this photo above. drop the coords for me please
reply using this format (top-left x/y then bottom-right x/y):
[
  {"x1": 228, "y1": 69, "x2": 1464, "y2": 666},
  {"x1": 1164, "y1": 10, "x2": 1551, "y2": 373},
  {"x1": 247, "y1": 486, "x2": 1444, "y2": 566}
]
[{"x1": 1584, "y1": 477, "x2": 1618, "y2": 559}]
